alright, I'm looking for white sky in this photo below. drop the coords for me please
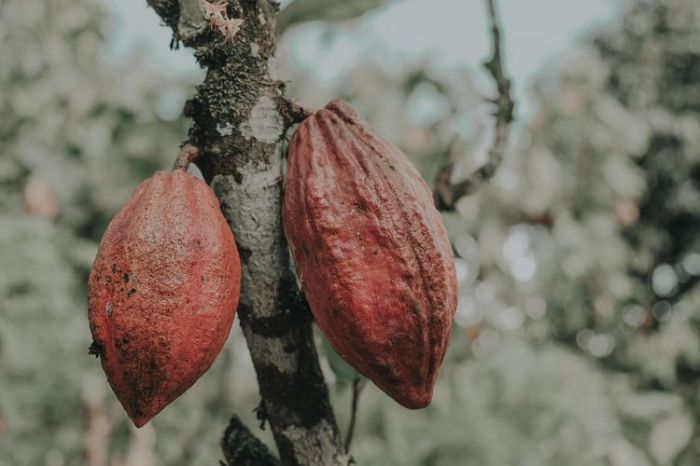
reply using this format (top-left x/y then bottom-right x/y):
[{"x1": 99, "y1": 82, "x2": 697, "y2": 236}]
[{"x1": 102, "y1": 0, "x2": 622, "y2": 116}]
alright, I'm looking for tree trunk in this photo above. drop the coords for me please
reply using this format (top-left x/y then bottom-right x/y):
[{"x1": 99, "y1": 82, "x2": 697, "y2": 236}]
[{"x1": 144, "y1": 1, "x2": 349, "y2": 465}]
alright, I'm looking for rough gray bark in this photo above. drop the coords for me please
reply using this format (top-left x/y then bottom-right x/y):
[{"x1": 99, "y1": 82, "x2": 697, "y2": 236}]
[
  {"x1": 221, "y1": 416, "x2": 280, "y2": 466},
  {"x1": 144, "y1": 1, "x2": 348, "y2": 465}
]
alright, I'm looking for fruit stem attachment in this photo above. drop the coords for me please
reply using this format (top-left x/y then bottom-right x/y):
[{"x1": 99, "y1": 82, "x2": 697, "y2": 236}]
[
  {"x1": 172, "y1": 143, "x2": 201, "y2": 171},
  {"x1": 279, "y1": 97, "x2": 315, "y2": 129}
]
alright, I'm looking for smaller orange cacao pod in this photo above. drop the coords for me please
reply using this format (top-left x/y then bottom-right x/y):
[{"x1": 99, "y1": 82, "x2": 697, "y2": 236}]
[
  {"x1": 88, "y1": 169, "x2": 240, "y2": 427},
  {"x1": 283, "y1": 100, "x2": 458, "y2": 408}
]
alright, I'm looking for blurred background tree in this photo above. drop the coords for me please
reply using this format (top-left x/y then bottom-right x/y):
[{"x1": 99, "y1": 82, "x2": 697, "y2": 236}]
[{"x1": 1, "y1": 0, "x2": 700, "y2": 465}]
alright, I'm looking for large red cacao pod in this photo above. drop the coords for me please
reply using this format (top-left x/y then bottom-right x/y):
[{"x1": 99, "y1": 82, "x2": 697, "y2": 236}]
[
  {"x1": 88, "y1": 170, "x2": 241, "y2": 427},
  {"x1": 283, "y1": 100, "x2": 458, "y2": 408}
]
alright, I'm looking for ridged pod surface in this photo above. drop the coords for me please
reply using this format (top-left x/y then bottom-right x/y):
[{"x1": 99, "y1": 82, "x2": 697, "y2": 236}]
[
  {"x1": 283, "y1": 100, "x2": 458, "y2": 408},
  {"x1": 88, "y1": 170, "x2": 240, "y2": 427}
]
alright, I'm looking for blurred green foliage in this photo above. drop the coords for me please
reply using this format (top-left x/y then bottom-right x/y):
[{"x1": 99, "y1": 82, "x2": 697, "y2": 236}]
[
  {"x1": 294, "y1": 0, "x2": 700, "y2": 464},
  {"x1": 0, "y1": 1, "x2": 225, "y2": 465},
  {"x1": 2, "y1": 0, "x2": 700, "y2": 465}
]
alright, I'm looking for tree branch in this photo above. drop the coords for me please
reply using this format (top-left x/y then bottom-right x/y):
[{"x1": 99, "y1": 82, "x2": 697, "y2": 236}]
[
  {"x1": 145, "y1": 1, "x2": 348, "y2": 465},
  {"x1": 146, "y1": 0, "x2": 180, "y2": 32},
  {"x1": 434, "y1": 0, "x2": 515, "y2": 210},
  {"x1": 221, "y1": 415, "x2": 280, "y2": 466},
  {"x1": 177, "y1": 0, "x2": 207, "y2": 43}
]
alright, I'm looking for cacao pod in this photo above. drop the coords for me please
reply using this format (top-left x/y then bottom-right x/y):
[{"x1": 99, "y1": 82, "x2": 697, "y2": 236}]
[
  {"x1": 283, "y1": 100, "x2": 458, "y2": 408},
  {"x1": 88, "y1": 169, "x2": 240, "y2": 427}
]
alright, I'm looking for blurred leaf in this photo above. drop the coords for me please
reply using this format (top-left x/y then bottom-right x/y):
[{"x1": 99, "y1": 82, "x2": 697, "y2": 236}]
[
  {"x1": 649, "y1": 413, "x2": 693, "y2": 464},
  {"x1": 277, "y1": 0, "x2": 392, "y2": 33},
  {"x1": 615, "y1": 391, "x2": 684, "y2": 420},
  {"x1": 609, "y1": 438, "x2": 652, "y2": 466}
]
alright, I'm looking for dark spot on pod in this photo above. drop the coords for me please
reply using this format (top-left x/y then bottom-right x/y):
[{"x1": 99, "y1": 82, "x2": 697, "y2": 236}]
[
  {"x1": 115, "y1": 337, "x2": 130, "y2": 348},
  {"x1": 354, "y1": 203, "x2": 367, "y2": 214}
]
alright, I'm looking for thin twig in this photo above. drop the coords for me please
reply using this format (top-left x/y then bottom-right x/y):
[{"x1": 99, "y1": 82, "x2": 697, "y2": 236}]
[
  {"x1": 434, "y1": 0, "x2": 515, "y2": 211},
  {"x1": 344, "y1": 379, "x2": 364, "y2": 452},
  {"x1": 172, "y1": 143, "x2": 201, "y2": 171}
]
